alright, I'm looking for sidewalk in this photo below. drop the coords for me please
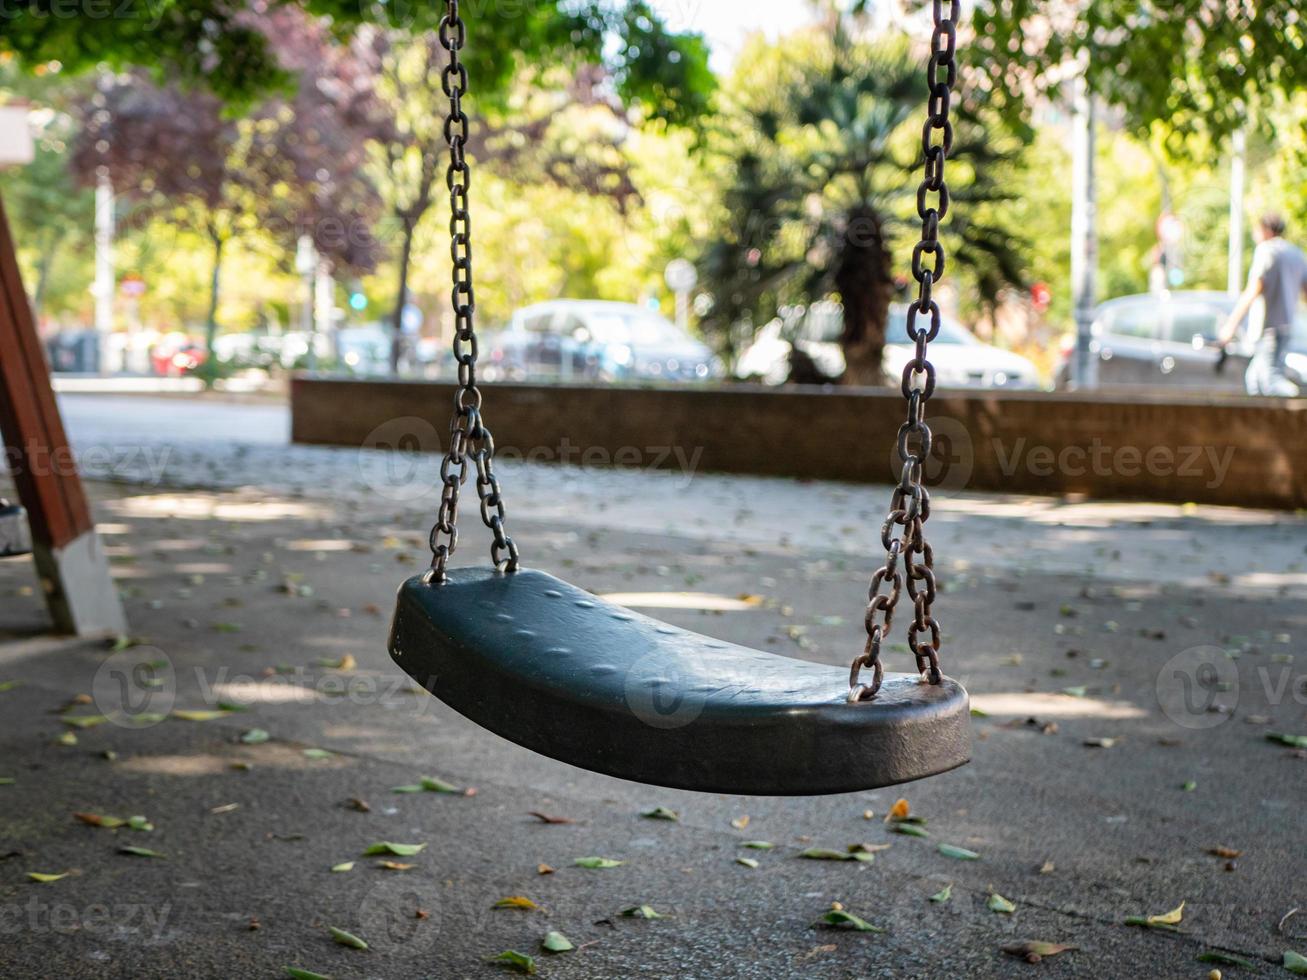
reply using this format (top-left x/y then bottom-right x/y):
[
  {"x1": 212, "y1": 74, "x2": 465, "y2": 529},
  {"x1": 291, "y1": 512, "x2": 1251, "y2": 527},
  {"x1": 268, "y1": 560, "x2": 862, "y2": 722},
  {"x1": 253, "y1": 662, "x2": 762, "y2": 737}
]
[{"x1": 1, "y1": 452, "x2": 1305, "y2": 978}]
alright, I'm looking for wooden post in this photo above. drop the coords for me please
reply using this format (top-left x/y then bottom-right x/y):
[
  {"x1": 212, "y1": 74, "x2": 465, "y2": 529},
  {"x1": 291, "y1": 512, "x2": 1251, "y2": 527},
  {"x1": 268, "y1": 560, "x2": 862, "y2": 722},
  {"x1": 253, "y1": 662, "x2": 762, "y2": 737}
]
[{"x1": 0, "y1": 192, "x2": 126, "y2": 636}]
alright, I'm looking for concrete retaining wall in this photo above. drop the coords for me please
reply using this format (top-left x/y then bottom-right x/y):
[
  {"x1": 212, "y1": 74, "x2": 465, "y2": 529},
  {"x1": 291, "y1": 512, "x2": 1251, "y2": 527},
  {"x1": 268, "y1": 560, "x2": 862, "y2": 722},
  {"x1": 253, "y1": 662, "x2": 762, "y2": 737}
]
[{"x1": 291, "y1": 377, "x2": 1307, "y2": 510}]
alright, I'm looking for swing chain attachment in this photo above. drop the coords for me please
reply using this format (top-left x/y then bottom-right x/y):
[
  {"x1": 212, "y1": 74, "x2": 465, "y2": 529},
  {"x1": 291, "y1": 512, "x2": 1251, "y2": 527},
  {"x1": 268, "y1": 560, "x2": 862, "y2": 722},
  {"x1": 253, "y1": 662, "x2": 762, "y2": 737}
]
[
  {"x1": 849, "y1": 0, "x2": 957, "y2": 702},
  {"x1": 426, "y1": 0, "x2": 520, "y2": 585}
]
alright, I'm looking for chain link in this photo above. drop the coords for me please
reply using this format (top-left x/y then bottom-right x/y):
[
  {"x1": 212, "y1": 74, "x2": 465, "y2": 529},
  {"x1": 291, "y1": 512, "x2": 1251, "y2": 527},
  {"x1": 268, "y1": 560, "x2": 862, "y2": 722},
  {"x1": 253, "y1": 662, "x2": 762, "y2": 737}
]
[
  {"x1": 848, "y1": 0, "x2": 958, "y2": 702},
  {"x1": 426, "y1": 0, "x2": 520, "y2": 584}
]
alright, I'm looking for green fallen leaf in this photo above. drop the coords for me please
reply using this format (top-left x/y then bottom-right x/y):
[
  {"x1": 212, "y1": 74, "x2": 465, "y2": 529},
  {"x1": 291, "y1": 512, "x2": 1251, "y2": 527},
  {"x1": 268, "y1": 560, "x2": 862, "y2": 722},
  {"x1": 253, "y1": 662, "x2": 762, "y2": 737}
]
[
  {"x1": 240, "y1": 729, "x2": 270, "y2": 744},
  {"x1": 1196, "y1": 951, "x2": 1256, "y2": 968},
  {"x1": 489, "y1": 950, "x2": 536, "y2": 974},
  {"x1": 419, "y1": 776, "x2": 460, "y2": 793},
  {"x1": 641, "y1": 806, "x2": 680, "y2": 821},
  {"x1": 620, "y1": 905, "x2": 662, "y2": 919},
  {"x1": 929, "y1": 883, "x2": 952, "y2": 903},
  {"x1": 741, "y1": 841, "x2": 774, "y2": 850},
  {"x1": 330, "y1": 862, "x2": 355, "y2": 873},
  {"x1": 1181, "y1": 780, "x2": 1197, "y2": 792},
  {"x1": 541, "y1": 931, "x2": 574, "y2": 953},
  {"x1": 27, "y1": 872, "x2": 67, "y2": 883},
  {"x1": 123, "y1": 712, "x2": 168, "y2": 726},
  {"x1": 172, "y1": 709, "x2": 231, "y2": 722},
  {"x1": 212, "y1": 622, "x2": 242, "y2": 633},
  {"x1": 283, "y1": 968, "x2": 332, "y2": 980},
  {"x1": 798, "y1": 847, "x2": 871, "y2": 862},
  {"x1": 891, "y1": 823, "x2": 930, "y2": 839},
  {"x1": 55, "y1": 731, "x2": 78, "y2": 746},
  {"x1": 494, "y1": 896, "x2": 539, "y2": 911},
  {"x1": 302, "y1": 748, "x2": 334, "y2": 760},
  {"x1": 988, "y1": 893, "x2": 1016, "y2": 914},
  {"x1": 362, "y1": 842, "x2": 427, "y2": 857},
  {"x1": 0, "y1": 777, "x2": 13, "y2": 786},
  {"x1": 812, "y1": 909, "x2": 884, "y2": 933},
  {"x1": 1062, "y1": 686, "x2": 1088, "y2": 698},
  {"x1": 63, "y1": 714, "x2": 109, "y2": 729},
  {"x1": 0, "y1": 680, "x2": 20, "y2": 692},
  {"x1": 1285, "y1": 950, "x2": 1307, "y2": 975},
  {"x1": 969, "y1": 706, "x2": 989, "y2": 717},
  {"x1": 736, "y1": 857, "x2": 759, "y2": 869},
  {"x1": 1267, "y1": 733, "x2": 1307, "y2": 749},
  {"x1": 938, "y1": 843, "x2": 981, "y2": 860},
  {"x1": 574, "y1": 856, "x2": 623, "y2": 869},
  {"x1": 328, "y1": 926, "x2": 367, "y2": 950},
  {"x1": 118, "y1": 846, "x2": 164, "y2": 858}
]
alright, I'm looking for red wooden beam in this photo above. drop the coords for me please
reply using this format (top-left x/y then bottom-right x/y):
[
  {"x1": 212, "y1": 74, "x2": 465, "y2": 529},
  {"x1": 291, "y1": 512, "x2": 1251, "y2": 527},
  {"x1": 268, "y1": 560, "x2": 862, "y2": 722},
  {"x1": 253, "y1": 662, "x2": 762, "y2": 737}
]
[{"x1": 0, "y1": 191, "x2": 125, "y2": 635}]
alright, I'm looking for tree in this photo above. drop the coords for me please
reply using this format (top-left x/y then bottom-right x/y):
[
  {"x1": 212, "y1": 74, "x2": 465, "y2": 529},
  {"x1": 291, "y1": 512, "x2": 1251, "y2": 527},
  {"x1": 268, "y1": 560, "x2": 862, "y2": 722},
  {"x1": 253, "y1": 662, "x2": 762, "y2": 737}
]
[
  {"x1": 701, "y1": 30, "x2": 1025, "y2": 384},
  {"x1": 68, "y1": 13, "x2": 381, "y2": 374},
  {"x1": 972, "y1": 1, "x2": 1307, "y2": 148}
]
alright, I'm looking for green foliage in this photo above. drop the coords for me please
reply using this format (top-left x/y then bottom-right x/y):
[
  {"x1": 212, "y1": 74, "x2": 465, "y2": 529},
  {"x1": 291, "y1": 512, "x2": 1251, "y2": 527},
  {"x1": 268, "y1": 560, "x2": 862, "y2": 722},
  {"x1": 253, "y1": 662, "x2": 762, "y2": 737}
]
[{"x1": 973, "y1": 1, "x2": 1307, "y2": 149}]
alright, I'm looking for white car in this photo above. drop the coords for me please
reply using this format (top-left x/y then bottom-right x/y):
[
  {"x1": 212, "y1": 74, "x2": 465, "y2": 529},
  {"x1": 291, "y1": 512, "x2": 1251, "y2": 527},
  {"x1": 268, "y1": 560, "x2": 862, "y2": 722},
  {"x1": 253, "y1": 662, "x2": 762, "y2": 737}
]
[{"x1": 735, "y1": 302, "x2": 1040, "y2": 389}]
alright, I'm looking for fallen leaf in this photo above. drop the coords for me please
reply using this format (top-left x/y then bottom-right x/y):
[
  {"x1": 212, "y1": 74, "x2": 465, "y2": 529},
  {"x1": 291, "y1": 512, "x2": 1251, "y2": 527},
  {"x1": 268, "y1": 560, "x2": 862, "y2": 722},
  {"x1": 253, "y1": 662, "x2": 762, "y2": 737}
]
[
  {"x1": 1148, "y1": 901, "x2": 1185, "y2": 926},
  {"x1": 736, "y1": 857, "x2": 759, "y2": 869},
  {"x1": 1207, "y1": 846, "x2": 1242, "y2": 859},
  {"x1": 886, "y1": 798, "x2": 910, "y2": 822},
  {"x1": 75, "y1": 812, "x2": 125, "y2": 828},
  {"x1": 891, "y1": 824, "x2": 930, "y2": 839},
  {"x1": 988, "y1": 893, "x2": 1016, "y2": 914},
  {"x1": 930, "y1": 884, "x2": 952, "y2": 903},
  {"x1": 0, "y1": 778, "x2": 13, "y2": 786},
  {"x1": 302, "y1": 748, "x2": 333, "y2": 760},
  {"x1": 241, "y1": 729, "x2": 271, "y2": 744},
  {"x1": 741, "y1": 841, "x2": 774, "y2": 850},
  {"x1": 1267, "y1": 733, "x2": 1307, "y2": 749},
  {"x1": 283, "y1": 968, "x2": 331, "y2": 980},
  {"x1": 730, "y1": 815, "x2": 750, "y2": 830},
  {"x1": 574, "y1": 856, "x2": 623, "y2": 869},
  {"x1": 488, "y1": 951, "x2": 536, "y2": 974},
  {"x1": 541, "y1": 931, "x2": 574, "y2": 953},
  {"x1": 536, "y1": 864, "x2": 555, "y2": 875},
  {"x1": 118, "y1": 846, "x2": 164, "y2": 858},
  {"x1": 641, "y1": 806, "x2": 679, "y2": 821},
  {"x1": 938, "y1": 843, "x2": 981, "y2": 860},
  {"x1": 798, "y1": 848, "x2": 873, "y2": 863},
  {"x1": 527, "y1": 811, "x2": 574, "y2": 825},
  {"x1": 362, "y1": 842, "x2": 427, "y2": 857},
  {"x1": 27, "y1": 872, "x2": 67, "y2": 883},
  {"x1": 378, "y1": 861, "x2": 414, "y2": 871},
  {"x1": 1083, "y1": 737, "x2": 1118, "y2": 748},
  {"x1": 812, "y1": 909, "x2": 884, "y2": 933},
  {"x1": 1285, "y1": 951, "x2": 1307, "y2": 974},
  {"x1": 1062, "y1": 686, "x2": 1088, "y2": 698},
  {"x1": 328, "y1": 926, "x2": 368, "y2": 950},
  {"x1": 172, "y1": 709, "x2": 231, "y2": 722},
  {"x1": 55, "y1": 731, "x2": 77, "y2": 747},
  {"x1": 1002, "y1": 941, "x2": 1076, "y2": 962},
  {"x1": 620, "y1": 905, "x2": 662, "y2": 919},
  {"x1": 330, "y1": 862, "x2": 355, "y2": 873},
  {"x1": 62, "y1": 714, "x2": 109, "y2": 729},
  {"x1": 494, "y1": 896, "x2": 539, "y2": 911}
]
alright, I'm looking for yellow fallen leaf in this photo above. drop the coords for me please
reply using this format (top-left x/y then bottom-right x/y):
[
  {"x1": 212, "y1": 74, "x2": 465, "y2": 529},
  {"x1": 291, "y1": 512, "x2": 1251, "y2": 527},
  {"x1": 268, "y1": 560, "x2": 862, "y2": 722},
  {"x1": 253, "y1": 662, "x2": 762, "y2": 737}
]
[
  {"x1": 336, "y1": 654, "x2": 357, "y2": 671},
  {"x1": 730, "y1": 815, "x2": 750, "y2": 830},
  {"x1": 28, "y1": 872, "x2": 67, "y2": 883},
  {"x1": 1148, "y1": 901, "x2": 1185, "y2": 926},
  {"x1": 378, "y1": 861, "x2": 414, "y2": 871},
  {"x1": 494, "y1": 896, "x2": 539, "y2": 911},
  {"x1": 537, "y1": 864, "x2": 555, "y2": 875},
  {"x1": 885, "y1": 798, "x2": 910, "y2": 823}
]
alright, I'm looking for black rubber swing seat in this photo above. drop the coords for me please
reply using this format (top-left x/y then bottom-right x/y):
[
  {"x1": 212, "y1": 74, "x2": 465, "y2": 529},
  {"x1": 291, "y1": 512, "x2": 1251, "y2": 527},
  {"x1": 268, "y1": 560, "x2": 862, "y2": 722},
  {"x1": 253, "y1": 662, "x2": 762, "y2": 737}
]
[{"x1": 390, "y1": 567, "x2": 970, "y2": 795}]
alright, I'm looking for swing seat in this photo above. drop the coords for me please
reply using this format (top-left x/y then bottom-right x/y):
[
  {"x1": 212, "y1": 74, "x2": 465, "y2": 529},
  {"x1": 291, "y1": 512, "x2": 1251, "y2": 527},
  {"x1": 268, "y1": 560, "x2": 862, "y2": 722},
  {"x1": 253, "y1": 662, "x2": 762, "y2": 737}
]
[{"x1": 390, "y1": 567, "x2": 970, "y2": 795}]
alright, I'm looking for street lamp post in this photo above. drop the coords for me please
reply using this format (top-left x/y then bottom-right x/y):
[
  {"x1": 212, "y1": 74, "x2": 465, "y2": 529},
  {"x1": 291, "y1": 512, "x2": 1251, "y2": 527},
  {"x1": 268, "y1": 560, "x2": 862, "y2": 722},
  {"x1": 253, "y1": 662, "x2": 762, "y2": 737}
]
[{"x1": 1069, "y1": 72, "x2": 1098, "y2": 389}]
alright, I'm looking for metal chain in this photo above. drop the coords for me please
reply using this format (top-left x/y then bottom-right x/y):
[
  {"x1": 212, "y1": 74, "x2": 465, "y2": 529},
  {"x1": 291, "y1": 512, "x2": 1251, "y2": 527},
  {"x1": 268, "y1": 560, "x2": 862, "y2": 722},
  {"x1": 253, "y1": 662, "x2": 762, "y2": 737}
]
[
  {"x1": 849, "y1": 0, "x2": 957, "y2": 702},
  {"x1": 426, "y1": 0, "x2": 520, "y2": 584}
]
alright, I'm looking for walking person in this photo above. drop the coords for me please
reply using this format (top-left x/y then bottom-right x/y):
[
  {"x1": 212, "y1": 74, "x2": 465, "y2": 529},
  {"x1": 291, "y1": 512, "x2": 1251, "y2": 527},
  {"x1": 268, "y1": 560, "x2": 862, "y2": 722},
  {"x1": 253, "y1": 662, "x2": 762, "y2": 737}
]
[{"x1": 1219, "y1": 212, "x2": 1307, "y2": 396}]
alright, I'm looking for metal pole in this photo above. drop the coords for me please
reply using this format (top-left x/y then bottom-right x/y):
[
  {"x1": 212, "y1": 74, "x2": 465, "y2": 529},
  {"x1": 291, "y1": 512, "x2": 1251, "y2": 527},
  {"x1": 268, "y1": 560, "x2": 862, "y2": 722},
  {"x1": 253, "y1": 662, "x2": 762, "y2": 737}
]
[
  {"x1": 1070, "y1": 73, "x2": 1098, "y2": 389},
  {"x1": 1227, "y1": 128, "x2": 1246, "y2": 296},
  {"x1": 93, "y1": 168, "x2": 114, "y2": 350}
]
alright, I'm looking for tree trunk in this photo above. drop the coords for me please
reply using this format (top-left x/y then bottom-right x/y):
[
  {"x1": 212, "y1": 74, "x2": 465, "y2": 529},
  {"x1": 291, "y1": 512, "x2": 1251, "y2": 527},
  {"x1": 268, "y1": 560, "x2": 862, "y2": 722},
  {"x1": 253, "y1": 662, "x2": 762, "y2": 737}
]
[
  {"x1": 389, "y1": 214, "x2": 416, "y2": 376},
  {"x1": 835, "y1": 205, "x2": 895, "y2": 387},
  {"x1": 203, "y1": 234, "x2": 224, "y2": 388}
]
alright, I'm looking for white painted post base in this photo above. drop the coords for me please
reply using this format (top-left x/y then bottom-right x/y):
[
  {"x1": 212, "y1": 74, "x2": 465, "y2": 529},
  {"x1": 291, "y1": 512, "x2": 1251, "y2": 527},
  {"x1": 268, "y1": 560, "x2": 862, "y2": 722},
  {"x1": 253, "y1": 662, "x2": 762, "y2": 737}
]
[{"x1": 30, "y1": 528, "x2": 126, "y2": 637}]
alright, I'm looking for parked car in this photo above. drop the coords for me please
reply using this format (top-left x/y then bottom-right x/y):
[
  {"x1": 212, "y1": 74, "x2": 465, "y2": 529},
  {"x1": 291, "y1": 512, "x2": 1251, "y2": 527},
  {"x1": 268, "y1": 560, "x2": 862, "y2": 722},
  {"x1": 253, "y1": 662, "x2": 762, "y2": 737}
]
[
  {"x1": 150, "y1": 333, "x2": 207, "y2": 377},
  {"x1": 735, "y1": 302, "x2": 1041, "y2": 388},
  {"x1": 484, "y1": 300, "x2": 724, "y2": 383},
  {"x1": 1052, "y1": 290, "x2": 1307, "y2": 391}
]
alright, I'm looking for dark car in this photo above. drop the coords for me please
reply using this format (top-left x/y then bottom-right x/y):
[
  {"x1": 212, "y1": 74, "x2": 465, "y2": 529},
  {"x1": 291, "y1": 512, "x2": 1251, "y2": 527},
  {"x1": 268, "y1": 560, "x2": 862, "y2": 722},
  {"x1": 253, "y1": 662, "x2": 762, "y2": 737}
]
[{"x1": 1054, "y1": 290, "x2": 1307, "y2": 392}]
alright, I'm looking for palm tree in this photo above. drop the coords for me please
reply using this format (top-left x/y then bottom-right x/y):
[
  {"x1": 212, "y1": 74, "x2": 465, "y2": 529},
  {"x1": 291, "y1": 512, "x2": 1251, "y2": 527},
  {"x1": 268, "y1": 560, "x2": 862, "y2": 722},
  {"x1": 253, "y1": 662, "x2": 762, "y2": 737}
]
[{"x1": 701, "y1": 29, "x2": 1025, "y2": 385}]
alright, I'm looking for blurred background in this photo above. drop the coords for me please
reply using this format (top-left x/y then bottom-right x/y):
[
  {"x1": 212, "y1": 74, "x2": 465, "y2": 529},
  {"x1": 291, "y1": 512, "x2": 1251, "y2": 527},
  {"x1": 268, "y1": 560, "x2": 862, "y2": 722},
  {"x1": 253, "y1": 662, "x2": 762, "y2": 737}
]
[{"x1": 1, "y1": 0, "x2": 1304, "y2": 396}]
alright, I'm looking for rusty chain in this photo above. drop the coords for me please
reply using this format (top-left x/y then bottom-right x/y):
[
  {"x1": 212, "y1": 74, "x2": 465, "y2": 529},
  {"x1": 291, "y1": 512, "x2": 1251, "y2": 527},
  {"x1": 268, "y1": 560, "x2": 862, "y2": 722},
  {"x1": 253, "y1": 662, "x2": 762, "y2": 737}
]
[
  {"x1": 848, "y1": 0, "x2": 957, "y2": 702},
  {"x1": 426, "y1": 0, "x2": 520, "y2": 584}
]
